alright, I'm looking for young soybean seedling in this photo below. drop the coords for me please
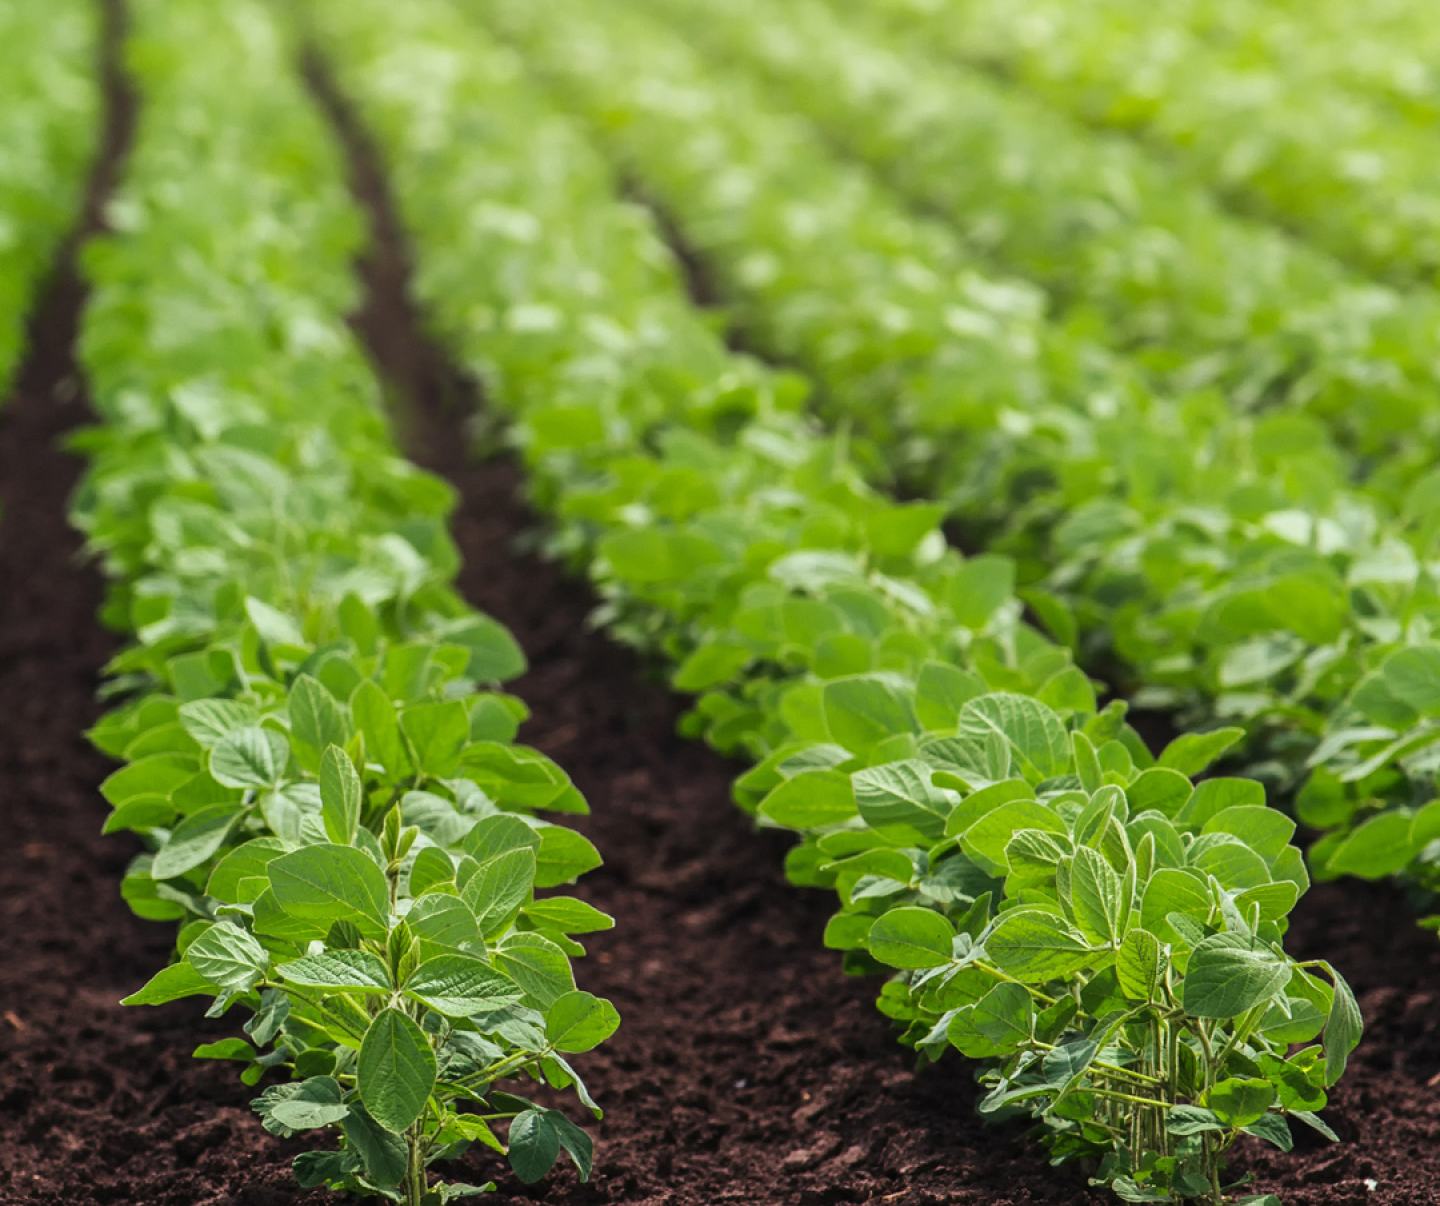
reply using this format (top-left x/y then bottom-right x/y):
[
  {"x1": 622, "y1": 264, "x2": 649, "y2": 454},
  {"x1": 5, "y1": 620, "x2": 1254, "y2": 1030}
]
[
  {"x1": 124, "y1": 729, "x2": 618, "y2": 1204},
  {"x1": 757, "y1": 682, "x2": 1362, "y2": 1203}
]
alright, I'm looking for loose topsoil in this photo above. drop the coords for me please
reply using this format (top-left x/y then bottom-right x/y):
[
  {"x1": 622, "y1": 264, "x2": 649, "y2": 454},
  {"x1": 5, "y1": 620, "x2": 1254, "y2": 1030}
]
[{"x1": 2, "y1": 10, "x2": 1439, "y2": 1204}]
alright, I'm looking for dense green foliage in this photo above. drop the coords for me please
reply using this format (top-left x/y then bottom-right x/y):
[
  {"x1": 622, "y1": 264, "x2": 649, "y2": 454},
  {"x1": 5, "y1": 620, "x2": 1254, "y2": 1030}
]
[
  {"x1": 0, "y1": 0, "x2": 99, "y2": 394},
  {"x1": 1175, "y1": 0, "x2": 1440, "y2": 122},
  {"x1": 312, "y1": 0, "x2": 1360, "y2": 1198},
  {"x1": 646, "y1": 0, "x2": 1440, "y2": 457},
  {"x1": 486, "y1": 0, "x2": 1440, "y2": 893},
  {"x1": 74, "y1": 1, "x2": 614, "y2": 1199},
  {"x1": 864, "y1": 0, "x2": 1440, "y2": 287}
]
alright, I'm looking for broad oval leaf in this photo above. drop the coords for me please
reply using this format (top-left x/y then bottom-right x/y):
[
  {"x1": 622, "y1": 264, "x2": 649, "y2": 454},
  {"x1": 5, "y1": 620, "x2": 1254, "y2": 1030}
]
[
  {"x1": 545, "y1": 989, "x2": 621, "y2": 1053},
  {"x1": 186, "y1": 921, "x2": 268, "y2": 991},
  {"x1": 211, "y1": 726, "x2": 290, "y2": 789},
  {"x1": 276, "y1": 949, "x2": 392, "y2": 993},
  {"x1": 358, "y1": 1008, "x2": 437, "y2": 1134},
  {"x1": 957, "y1": 693, "x2": 1069, "y2": 781},
  {"x1": 985, "y1": 909, "x2": 1093, "y2": 982},
  {"x1": 1182, "y1": 932, "x2": 1292, "y2": 1019},
  {"x1": 866, "y1": 906, "x2": 954, "y2": 969},
  {"x1": 268, "y1": 843, "x2": 390, "y2": 938},
  {"x1": 151, "y1": 803, "x2": 242, "y2": 880},
  {"x1": 404, "y1": 953, "x2": 524, "y2": 1017}
]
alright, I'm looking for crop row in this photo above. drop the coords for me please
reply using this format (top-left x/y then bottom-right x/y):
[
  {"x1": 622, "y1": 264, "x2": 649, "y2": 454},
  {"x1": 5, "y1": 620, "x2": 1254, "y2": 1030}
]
[
  {"x1": 72, "y1": 0, "x2": 615, "y2": 1200},
  {"x1": 0, "y1": 0, "x2": 99, "y2": 395},
  {"x1": 481, "y1": 0, "x2": 1440, "y2": 894},
  {"x1": 867, "y1": 0, "x2": 1440, "y2": 287},
  {"x1": 648, "y1": 0, "x2": 1440, "y2": 462},
  {"x1": 311, "y1": 0, "x2": 1361, "y2": 1199},
  {"x1": 1174, "y1": 0, "x2": 1440, "y2": 123}
]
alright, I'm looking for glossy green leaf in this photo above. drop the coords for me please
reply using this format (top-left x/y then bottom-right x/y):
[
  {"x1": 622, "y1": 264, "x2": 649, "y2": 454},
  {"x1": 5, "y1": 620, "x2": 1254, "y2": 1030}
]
[{"x1": 358, "y1": 1009, "x2": 436, "y2": 1134}]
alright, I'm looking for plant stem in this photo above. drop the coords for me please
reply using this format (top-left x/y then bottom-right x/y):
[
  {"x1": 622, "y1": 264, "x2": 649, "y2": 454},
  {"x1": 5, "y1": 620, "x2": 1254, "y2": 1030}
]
[{"x1": 405, "y1": 1126, "x2": 426, "y2": 1206}]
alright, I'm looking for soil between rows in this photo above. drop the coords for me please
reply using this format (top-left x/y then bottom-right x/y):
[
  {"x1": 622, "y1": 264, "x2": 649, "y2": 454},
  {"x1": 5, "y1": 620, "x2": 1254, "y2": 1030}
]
[{"x1": 1, "y1": 8, "x2": 1438, "y2": 1202}]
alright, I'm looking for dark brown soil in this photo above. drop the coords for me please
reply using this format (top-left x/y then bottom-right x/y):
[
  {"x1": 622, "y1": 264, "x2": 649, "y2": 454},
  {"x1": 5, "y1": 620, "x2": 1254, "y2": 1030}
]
[{"x1": 0, "y1": 10, "x2": 1437, "y2": 1204}]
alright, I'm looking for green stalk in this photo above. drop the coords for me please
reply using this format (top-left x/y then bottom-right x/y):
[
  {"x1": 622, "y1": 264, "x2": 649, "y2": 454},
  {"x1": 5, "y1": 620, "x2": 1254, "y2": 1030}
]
[{"x1": 405, "y1": 1125, "x2": 427, "y2": 1206}]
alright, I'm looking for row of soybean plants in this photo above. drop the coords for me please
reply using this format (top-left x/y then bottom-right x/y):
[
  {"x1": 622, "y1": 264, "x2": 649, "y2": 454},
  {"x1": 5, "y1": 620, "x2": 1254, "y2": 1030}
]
[
  {"x1": 1169, "y1": 0, "x2": 1440, "y2": 124},
  {"x1": 866, "y1": 0, "x2": 1440, "y2": 288},
  {"x1": 74, "y1": 0, "x2": 615, "y2": 1201},
  {"x1": 0, "y1": 0, "x2": 99, "y2": 396},
  {"x1": 484, "y1": 0, "x2": 1440, "y2": 897},
  {"x1": 311, "y1": 0, "x2": 1360, "y2": 1201}
]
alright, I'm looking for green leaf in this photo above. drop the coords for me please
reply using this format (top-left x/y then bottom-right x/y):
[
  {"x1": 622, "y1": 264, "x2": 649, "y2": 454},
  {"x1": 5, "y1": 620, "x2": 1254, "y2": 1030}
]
[
  {"x1": 866, "y1": 906, "x2": 954, "y2": 969},
  {"x1": 1166, "y1": 1105, "x2": 1224, "y2": 1137},
  {"x1": 246, "y1": 595, "x2": 304, "y2": 645},
  {"x1": 948, "y1": 554, "x2": 1015, "y2": 629},
  {"x1": 1379, "y1": 645, "x2": 1440, "y2": 716},
  {"x1": 211, "y1": 726, "x2": 290, "y2": 789},
  {"x1": 404, "y1": 954, "x2": 524, "y2": 1017},
  {"x1": 547, "y1": 1110, "x2": 594, "y2": 1181},
  {"x1": 409, "y1": 893, "x2": 480, "y2": 954},
  {"x1": 523, "y1": 896, "x2": 615, "y2": 935},
  {"x1": 358, "y1": 1008, "x2": 437, "y2": 1134},
  {"x1": 253, "y1": 1076, "x2": 348, "y2": 1136},
  {"x1": 343, "y1": 1105, "x2": 409, "y2": 1185},
  {"x1": 821, "y1": 674, "x2": 916, "y2": 752},
  {"x1": 960, "y1": 799, "x2": 1067, "y2": 874},
  {"x1": 1115, "y1": 928, "x2": 1163, "y2": 1002},
  {"x1": 957, "y1": 693, "x2": 1069, "y2": 780},
  {"x1": 915, "y1": 660, "x2": 984, "y2": 728},
  {"x1": 193, "y1": 1037, "x2": 257, "y2": 1062},
  {"x1": 852, "y1": 759, "x2": 953, "y2": 837},
  {"x1": 1125, "y1": 767, "x2": 1193, "y2": 817},
  {"x1": 448, "y1": 614, "x2": 527, "y2": 681},
  {"x1": 1175, "y1": 777, "x2": 1266, "y2": 829},
  {"x1": 461, "y1": 814, "x2": 539, "y2": 862},
  {"x1": 1140, "y1": 867, "x2": 1212, "y2": 939},
  {"x1": 1206, "y1": 1077, "x2": 1275, "y2": 1127},
  {"x1": 100, "y1": 755, "x2": 195, "y2": 807},
  {"x1": 186, "y1": 922, "x2": 268, "y2": 991},
  {"x1": 290, "y1": 674, "x2": 348, "y2": 758},
  {"x1": 122, "y1": 960, "x2": 218, "y2": 1006},
  {"x1": 985, "y1": 909, "x2": 1094, "y2": 982},
  {"x1": 1182, "y1": 933, "x2": 1292, "y2": 1018},
  {"x1": 151, "y1": 803, "x2": 241, "y2": 879},
  {"x1": 401, "y1": 699, "x2": 470, "y2": 777},
  {"x1": 178, "y1": 699, "x2": 258, "y2": 747},
  {"x1": 276, "y1": 949, "x2": 392, "y2": 993},
  {"x1": 1325, "y1": 810, "x2": 1417, "y2": 879},
  {"x1": 1201, "y1": 805, "x2": 1295, "y2": 863},
  {"x1": 1157, "y1": 728, "x2": 1244, "y2": 776},
  {"x1": 462, "y1": 847, "x2": 537, "y2": 935},
  {"x1": 352, "y1": 679, "x2": 410, "y2": 778},
  {"x1": 1321, "y1": 963, "x2": 1363, "y2": 1086},
  {"x1": 758, "y1": 769, "x2": 857, "y2": 829},
  {"x1": 496, "y1": 933, "x2": 576, "y2": 1007},
  {"x1": 409, "y1": 846, "x2": 455, "y2": 896},
  {"x1": 534, "y1": 826, "x2": 602, "y2": 888},
  {"x1": 207, "y1": 837, "x2": 287, "y2": 902},
  {"x1": 508, "y1": 1108, "x2": 562, "y2": 1184},
  {"x1": 1068, "y1": 846, "x2": 1125, "y2": 947},
  {"x1": 1244, "y1": 1114, "x2": 1294, "y2": 1153},
  {"x1": 319, "y1": 745, "x2": 363, "y2": 846},
  {"x1": 268, "y1": 843, "x2": 390, "y2": 938},
  {"x1": 545, "y1": 990, "x2": 621, "y2": 1053},
  {"x1": 970, "y1": 981, "x2": 1033, "y2": 1052}
]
